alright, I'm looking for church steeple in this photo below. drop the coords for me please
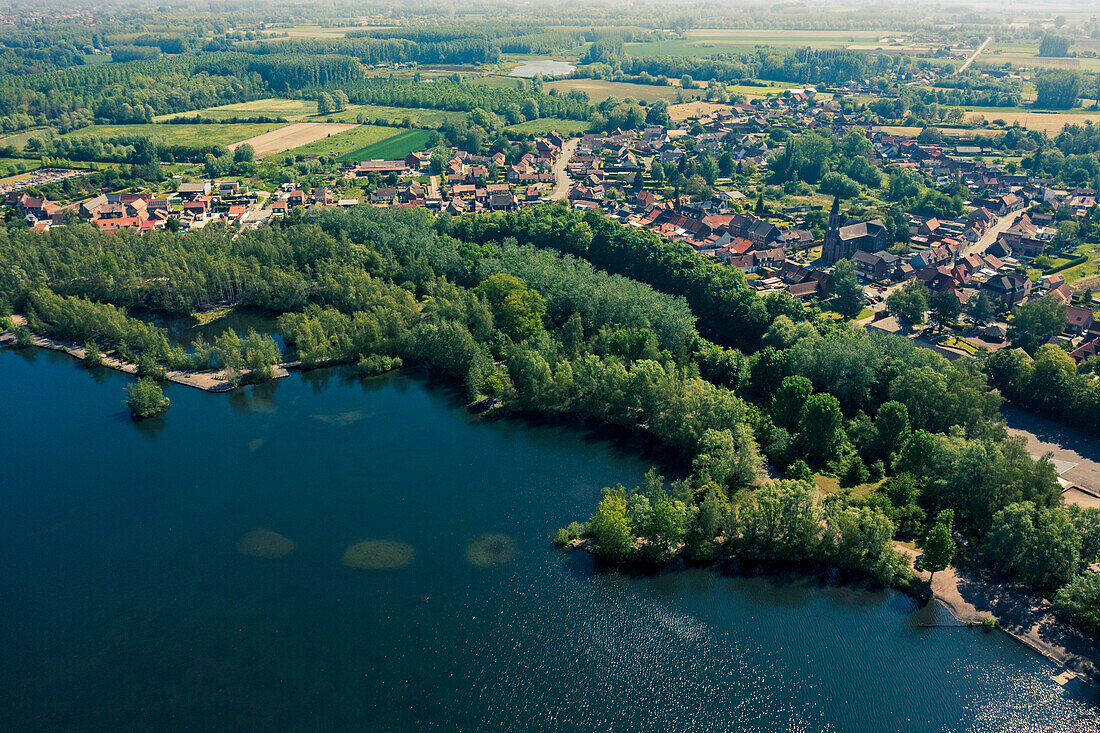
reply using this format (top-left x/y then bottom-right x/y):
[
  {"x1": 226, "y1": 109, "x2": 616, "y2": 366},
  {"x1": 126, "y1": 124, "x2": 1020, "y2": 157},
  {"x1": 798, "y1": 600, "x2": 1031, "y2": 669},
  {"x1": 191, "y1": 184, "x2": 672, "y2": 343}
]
[{"x1": 828, "y1": 194, "x2": 841, "y2": 231}]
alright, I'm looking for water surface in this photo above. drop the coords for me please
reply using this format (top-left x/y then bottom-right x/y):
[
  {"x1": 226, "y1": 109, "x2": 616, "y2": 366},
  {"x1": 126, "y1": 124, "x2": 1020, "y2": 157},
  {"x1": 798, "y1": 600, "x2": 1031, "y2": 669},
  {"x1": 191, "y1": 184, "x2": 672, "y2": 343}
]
[
  {"x1": 1, "y1": 348, "x2": 1098, "y2": 731},
  {"x1": 509, "y1": 60, "x2": 575, "y2": 78}
]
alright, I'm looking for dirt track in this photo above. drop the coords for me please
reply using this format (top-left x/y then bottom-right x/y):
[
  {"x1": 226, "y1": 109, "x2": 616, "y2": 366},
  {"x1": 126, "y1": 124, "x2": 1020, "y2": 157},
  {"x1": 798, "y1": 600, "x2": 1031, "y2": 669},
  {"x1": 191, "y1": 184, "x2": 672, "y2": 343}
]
[{"x1": 229, "y1": 122, "x2": 357, "y2": 158}]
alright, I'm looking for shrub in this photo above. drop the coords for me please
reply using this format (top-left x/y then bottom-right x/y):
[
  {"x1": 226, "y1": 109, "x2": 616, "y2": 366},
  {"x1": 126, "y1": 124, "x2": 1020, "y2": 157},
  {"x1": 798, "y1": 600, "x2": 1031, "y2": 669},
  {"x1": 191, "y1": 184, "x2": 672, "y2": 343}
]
[
  {"x1": 785, "y1": 459, "x2": 813, "y2": 482},
  {"x1": 357, "y1": 354, "x2": 403, "y2": 377},
  {"x1": 83, "y1": 341, "x2": 104, "y2": 368},
  {"x1": 14, "y1": 325, "x2": 33, "y2": 348},
  {"x1": 124, "y1": 378, "x2": 170, "y2": 419},
  {"x1": 137, "y1": 354, "x2": 167, "y2": 381}
]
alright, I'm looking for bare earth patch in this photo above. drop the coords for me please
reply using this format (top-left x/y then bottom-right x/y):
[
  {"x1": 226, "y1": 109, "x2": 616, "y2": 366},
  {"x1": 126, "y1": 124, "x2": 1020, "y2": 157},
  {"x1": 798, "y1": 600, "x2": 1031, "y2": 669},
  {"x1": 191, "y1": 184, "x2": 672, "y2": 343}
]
[
  {"x1": 230, "y1": 122, "x2": 358, "y2": 158},
  {"x1": 668, "y1": 101, "x2": 729, "y2": 122}
]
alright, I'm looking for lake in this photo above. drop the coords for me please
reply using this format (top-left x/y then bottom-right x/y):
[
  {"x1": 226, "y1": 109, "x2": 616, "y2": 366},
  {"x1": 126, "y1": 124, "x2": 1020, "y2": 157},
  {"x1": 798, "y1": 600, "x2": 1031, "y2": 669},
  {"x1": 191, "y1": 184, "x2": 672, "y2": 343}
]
[
  {"x1": 509, "y1": 60, "x2": 575, "y2": 78},
  {"x1": 2, "y1": 348, "x2": 1098, "y2": 732}
]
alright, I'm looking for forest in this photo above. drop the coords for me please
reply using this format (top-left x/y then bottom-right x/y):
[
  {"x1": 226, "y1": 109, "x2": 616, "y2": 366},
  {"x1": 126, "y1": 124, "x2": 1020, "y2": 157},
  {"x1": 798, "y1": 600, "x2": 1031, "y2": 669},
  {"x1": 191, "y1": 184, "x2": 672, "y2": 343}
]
[{"x1": 1, "y1": 204, "x2": 1098, "y2": 636}]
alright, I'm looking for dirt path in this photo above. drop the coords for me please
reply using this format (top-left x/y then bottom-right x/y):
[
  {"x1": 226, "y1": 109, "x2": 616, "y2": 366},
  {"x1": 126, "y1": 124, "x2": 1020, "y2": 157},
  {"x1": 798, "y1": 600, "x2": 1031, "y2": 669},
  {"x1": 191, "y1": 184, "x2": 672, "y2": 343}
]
[
  {"x1": 229, "y1": 122, "x2": 357, "y2": 159},
  {"x1": 2, "y1": 316, "x2": 290, "y2": 392},
  {"x1": 956, "y1": 37, "x2": 991, "y2": 75},
  {"x1": 550, "y1": 137, "x2": 579, "y2": 202}
]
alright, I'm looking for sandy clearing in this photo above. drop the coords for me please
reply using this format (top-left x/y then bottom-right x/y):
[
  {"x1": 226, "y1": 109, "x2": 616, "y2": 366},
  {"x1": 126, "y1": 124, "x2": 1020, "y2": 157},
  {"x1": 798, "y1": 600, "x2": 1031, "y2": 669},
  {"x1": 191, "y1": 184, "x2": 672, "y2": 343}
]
[
  {"x1": 964, "y1": 110, "x2": 1100, "y2": 133},
  {"x1": 668, "y1": 101, "x2": 728, "y2": 122},
  {"x1": 230, "y1": 122, "x2": 358, "y2": 158}
]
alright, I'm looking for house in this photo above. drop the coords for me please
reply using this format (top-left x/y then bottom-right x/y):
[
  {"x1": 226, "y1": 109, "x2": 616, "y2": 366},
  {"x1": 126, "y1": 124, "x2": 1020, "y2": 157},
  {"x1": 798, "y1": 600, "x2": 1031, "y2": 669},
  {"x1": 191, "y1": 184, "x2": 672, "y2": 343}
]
[
  {"x1": 1065, "y1": 306, "x2": 1095, "y2": 335},
  {"x1": 982, "y1": 273, "x2": 1032, "y2": 308},
  {"x1": 852, "y1": 250, "x2": 899, "y2": 281},
  {"x1": 286, "y1": 190, "x2": 307, "y2": 207},
  {"x1": 177, "y1": 181, "x2": 211, "y2": 199},
  {"x1": 996, "y1": 215, "x2": 1046, "y2": 259},
  {"x1": 354, "y1": 160, "x2": 408, "y2": 177},
  {"x1": 182, "y1": 198, "x2": 210, "y2": 217},
  {"x1": 488, "y1": 193, "x2": 516, "y2": 211},
  {"x1": 311, "y1": 188, "x2": 335, "y2": 205},
  {"x1": 370, "y1": 187, "x2": 396, "y2": 204},
  {"x1": 9, "y1": 193, "x2": 60, "y2": 220}
]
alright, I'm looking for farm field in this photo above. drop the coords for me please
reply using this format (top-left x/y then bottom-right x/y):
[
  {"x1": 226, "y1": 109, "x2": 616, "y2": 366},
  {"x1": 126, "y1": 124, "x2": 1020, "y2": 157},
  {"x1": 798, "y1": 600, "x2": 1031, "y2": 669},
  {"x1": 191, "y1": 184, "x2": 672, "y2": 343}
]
[
  {"x1": 962, "y1": 109, "x2": 1100, "y2": 133},
  {"x1": 155, "y1": 98, "x2": 319, "y2": 122},
  {"x1": 277, "y1": 124, "x2": 402, "y2": 159},
  {"x1": 335, "y1": 128, "x2": 432, "y2": 163},
  {"x1": 254, "y1": 24, "x2": 393, "y2": 40},
  {"x1": 504, "y1": 118, "x2": 591, "y2": 135},
  {"x1": 668, "y1": 101, "x2": 728, "y2": 122},
  {"x1": 624, "y1": 29, "x2": 910, "y2": 57},
  {"x1": 727, "y1": 82, "x2": 800, "y2": 96},
  {"x1": 320, "y1": 104, "x2": 467, "y2": 127},
  {"x1": 231, "y1": 122, "x2": 360, "y2": 158},
  {"x1": 544, "y1": 79, "x2": 690, "y2": 103},
  {"x1": 62, "y1": 123, "x2": 283, "y2": 148}
]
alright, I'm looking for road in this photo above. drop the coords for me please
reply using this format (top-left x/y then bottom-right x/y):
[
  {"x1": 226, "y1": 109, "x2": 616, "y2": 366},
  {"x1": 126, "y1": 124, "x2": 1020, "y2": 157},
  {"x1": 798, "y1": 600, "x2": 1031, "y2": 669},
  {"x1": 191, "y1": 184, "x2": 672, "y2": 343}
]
[
  {"x1": 956, "y1": 37, "x2": 991, "y2": 75},
  {"x1": 428, "y1": 175, "x2": 440, "y2": 200},
  {"x1": 549, "y1": 137, "x2": 580, "y2": 202},
  {"x1": 962, "y1": 207, "x2": 1024, "y2": 257},
  {"x1": 1002, "y1": 405, "x2": 1100, "y2": 500}
]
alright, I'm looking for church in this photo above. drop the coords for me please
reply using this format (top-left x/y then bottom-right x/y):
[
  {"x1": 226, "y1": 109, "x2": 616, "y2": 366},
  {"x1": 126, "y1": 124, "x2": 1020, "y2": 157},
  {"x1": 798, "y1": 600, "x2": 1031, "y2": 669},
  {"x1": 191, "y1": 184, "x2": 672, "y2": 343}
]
[{"x1": 822, "y1": 195, "x2": 888, "y2": 263}]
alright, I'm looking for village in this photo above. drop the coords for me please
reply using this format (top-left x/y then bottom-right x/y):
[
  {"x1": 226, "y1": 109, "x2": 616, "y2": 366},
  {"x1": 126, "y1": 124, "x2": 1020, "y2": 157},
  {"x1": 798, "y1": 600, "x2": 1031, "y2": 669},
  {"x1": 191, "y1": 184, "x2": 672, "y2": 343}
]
[{"x1": 6, "y1": 87, "x2": 1100, "y2": 369}]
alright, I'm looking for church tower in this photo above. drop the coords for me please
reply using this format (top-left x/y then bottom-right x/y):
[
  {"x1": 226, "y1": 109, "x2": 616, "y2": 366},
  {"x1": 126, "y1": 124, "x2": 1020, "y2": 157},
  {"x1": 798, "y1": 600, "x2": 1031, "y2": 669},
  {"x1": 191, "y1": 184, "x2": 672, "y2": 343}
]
[{"x1": 823, "y1": 194, "x2": 842, "y2": 262}]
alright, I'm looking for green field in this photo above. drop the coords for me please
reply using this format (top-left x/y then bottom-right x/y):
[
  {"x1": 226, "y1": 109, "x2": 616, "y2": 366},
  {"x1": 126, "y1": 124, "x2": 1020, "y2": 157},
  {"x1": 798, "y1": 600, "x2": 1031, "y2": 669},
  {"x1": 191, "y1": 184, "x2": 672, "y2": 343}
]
[
  {"x1": 544, "y1": 78, "x2": 691, "y2": 103},
  {"x1": 320, "y1": 104, "x2": 467, "y2": 127},
  {"x1": 155, "y1": 98, "x2": 319, "y2": 122},
  {"x1": 727, "y1": 81, "x2": 800, "y2": 96},
  {"x1": 336, "y1": 129, "x2": 432, "y2": 163},
  {"x1": 0, "y1": 158, "x2": 42, "y2": 179},
  {"x1": 62, "y1": 123, "x2": 284, "y2": 147},
  {"x1": 505, "y1": 118, "x2": 591, "y2": 135},
  {"x1": 280, "y1": 124, "x2": 403, "y2": 159},
  {"x1": 0, "y1": 127, "x2": 54, "y2": 153},
  {"x1": 1060, "y1": 241, "x2": 1100, "y2": 285}
]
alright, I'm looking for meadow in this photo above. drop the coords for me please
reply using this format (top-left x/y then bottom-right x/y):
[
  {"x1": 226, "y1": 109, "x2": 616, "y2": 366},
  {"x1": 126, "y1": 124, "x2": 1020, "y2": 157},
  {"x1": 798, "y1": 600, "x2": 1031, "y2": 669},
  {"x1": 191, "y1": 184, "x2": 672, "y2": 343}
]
[
  {"x1": 320, "y1": 104, "x2": 467, "y2": 127},
  {"x1": 623, "y1": 29, "x2": 910, "y2": 57},
  {"x1": 504, "y1": 118, "x2": 591, "y2": 135},
  {"x1": 544, "y1": 78, "x2": 690, "y2": 103},
  {"x1": 61, "y1": 123, "x2": 284, "y2": 148},
  {"x1": 155, "y1": 98, "x2": 319, "y2": 122},
  {"x1": 0, "y1": 127, "x2": 54, "y2": 153}
]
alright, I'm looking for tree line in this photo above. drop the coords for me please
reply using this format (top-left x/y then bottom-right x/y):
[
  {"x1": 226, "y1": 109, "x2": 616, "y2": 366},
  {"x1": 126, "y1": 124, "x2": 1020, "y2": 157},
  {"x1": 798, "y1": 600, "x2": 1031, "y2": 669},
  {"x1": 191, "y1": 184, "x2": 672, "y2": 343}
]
[{"x1": 1, "y1": 204, "x2": 1097, "y2": 634}]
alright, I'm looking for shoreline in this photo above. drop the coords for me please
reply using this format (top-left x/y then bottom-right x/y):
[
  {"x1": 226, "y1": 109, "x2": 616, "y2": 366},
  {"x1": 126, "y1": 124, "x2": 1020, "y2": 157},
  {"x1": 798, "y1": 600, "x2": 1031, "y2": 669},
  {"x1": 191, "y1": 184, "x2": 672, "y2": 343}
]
[
  {"x1": 6, "y1": 318, "x2": 1099, "y2": 687},
  {"x1": 567, "y1": 538, "x2": 1100, "y2": 687},
  {"x1": 1, "y1": 316, "x2": 294, "y2": 392}
]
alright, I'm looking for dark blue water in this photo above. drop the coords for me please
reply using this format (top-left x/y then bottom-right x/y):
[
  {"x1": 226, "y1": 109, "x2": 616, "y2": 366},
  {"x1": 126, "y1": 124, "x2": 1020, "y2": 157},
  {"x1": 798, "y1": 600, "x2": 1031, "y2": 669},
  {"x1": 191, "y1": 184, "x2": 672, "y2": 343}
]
[{"x1": 2, "y1": 348, "x2": 1098, "y2": 732}]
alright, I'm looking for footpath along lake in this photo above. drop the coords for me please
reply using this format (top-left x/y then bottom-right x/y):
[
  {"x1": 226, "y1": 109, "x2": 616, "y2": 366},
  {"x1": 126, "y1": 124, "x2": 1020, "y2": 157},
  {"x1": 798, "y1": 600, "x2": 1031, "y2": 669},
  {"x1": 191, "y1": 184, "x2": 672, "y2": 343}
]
[{"x1": 2, "y1": 348, "x2": 1099, "y2": 731}]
